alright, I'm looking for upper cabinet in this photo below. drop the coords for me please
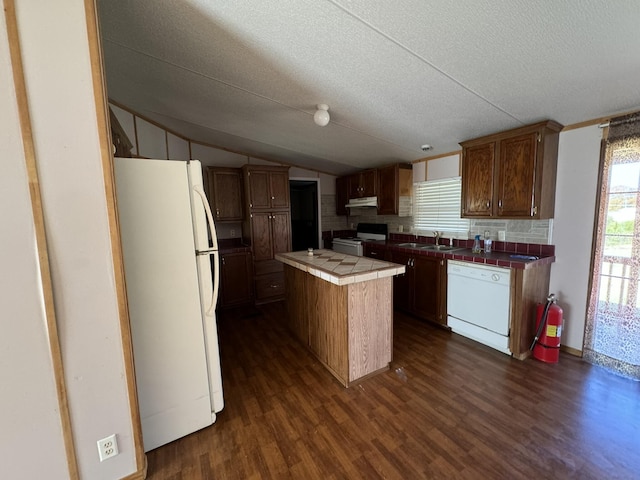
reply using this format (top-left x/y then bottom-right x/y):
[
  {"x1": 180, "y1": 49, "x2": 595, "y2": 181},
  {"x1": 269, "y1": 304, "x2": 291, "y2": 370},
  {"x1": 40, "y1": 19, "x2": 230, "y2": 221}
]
[
  {"x1": 348, "y1": 169, "x2": 377, "y2": 198},
  {"x1": 377, "y1": 164, "x2": 413, "y2": 216},
  {"x1": 335, "y1": 176, "x2": 349, "y2": 216},
  {"x1": 206, "y1": 167, "x2": 244, "y2": 222},
  {"x1": 242, "y1": 165, "x2": 290, "y2": 210},
  {"x1": 460, "y1": 120, "x2": 563, "y2": 219},
  {"x1": 335, "y1": 164, "x2": 411, "y2": 216}
]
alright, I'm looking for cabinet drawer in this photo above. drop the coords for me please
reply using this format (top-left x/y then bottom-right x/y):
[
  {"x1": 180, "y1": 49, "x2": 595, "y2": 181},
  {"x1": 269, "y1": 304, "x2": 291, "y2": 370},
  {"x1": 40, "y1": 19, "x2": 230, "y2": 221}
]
[
  {"x1": 255, "y1": 272, "x2": 285, "y2": 300},
  {"x1": 254, "y1": 259, "x2": 283, "y2": 276}
]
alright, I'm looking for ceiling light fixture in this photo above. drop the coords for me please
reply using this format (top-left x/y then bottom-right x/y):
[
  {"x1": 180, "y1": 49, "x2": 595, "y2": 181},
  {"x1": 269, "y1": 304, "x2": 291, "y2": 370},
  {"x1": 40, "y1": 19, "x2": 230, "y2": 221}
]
[{"x1": 313, "y1": 104, "x2": 330, "y2": 127}]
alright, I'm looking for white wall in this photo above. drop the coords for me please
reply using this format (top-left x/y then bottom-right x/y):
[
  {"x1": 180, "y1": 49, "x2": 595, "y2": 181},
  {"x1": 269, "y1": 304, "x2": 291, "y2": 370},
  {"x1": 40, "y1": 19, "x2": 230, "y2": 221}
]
[
  {"x1": 12, "y1": 1, "x2": 138, "y2": 478},
  {"x1": 550, "y1": 125, "x2": 602, "y2": 351},
  {"x1": 0, "y1": 7, "x2": 69, "y2": 477}
]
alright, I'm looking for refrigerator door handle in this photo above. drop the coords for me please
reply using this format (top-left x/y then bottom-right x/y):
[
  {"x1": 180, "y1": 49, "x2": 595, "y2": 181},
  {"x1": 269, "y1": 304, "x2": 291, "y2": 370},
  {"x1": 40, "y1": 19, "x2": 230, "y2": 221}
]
[
  {"x1": 208, "y1": 251, "x2": 220, "y2": 316},
  {"x1": 192, "y1": 185, "x2": 219, "y2": 251}
]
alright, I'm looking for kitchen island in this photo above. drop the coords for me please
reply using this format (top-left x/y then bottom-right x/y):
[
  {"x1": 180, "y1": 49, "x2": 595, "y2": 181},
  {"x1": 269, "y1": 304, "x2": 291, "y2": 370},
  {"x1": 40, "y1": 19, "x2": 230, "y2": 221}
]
[{"x1": 275, "y1": 249, "x2": 404, "y2": 386}]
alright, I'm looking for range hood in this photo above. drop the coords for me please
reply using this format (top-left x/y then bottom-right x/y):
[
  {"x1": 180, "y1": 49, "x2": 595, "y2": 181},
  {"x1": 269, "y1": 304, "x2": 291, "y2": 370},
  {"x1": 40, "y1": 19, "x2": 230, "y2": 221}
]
[{"x1": 346, "y1": 196, "x2": 378, "y2": 208}]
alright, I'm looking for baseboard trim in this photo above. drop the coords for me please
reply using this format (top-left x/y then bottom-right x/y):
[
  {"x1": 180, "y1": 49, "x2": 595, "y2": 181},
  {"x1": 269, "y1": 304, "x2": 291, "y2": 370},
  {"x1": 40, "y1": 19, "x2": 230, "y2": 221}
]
[
  {"x1": 121, "y1": 455, "x2": 147, "y2": 480},
  {"x1": 560, "y1": 344, "x2": 583, "y2": 357}
]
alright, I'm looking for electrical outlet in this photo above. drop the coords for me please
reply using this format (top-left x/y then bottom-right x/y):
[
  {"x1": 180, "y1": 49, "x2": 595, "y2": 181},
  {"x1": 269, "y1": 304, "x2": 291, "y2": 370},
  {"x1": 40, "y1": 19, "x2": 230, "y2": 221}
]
[
  {"x1": 350, "y1": 223, "x2": 355, "y2": 229},
  {"x1": 97, "y1": 434, "x2": 119, "y2": 462},
  {"x1": 230, "y1": 229, "x2": 236, "y2": 237}
]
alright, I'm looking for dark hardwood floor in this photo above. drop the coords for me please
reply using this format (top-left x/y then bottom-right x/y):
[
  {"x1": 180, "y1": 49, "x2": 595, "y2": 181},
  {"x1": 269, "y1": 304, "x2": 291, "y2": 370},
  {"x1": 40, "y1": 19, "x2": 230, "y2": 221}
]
[{"x1": 145, "y1": 302, "x2": 640, "y2": 479}]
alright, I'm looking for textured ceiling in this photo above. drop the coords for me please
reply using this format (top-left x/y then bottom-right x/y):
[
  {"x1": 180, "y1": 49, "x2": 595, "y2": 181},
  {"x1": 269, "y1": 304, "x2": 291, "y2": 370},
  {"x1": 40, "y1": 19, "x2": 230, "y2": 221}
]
[{"x1": 98, "y1": 0, "x2": 640, "y2": 175}]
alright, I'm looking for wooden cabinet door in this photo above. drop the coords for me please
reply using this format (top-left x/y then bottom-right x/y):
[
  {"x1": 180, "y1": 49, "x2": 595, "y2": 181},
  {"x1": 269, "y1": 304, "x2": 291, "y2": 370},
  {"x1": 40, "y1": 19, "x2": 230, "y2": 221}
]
[
  {"x1": 335, "y1": 176, "x2": 349, "y2": 215},
  {"x1": 497, "y1": 132, "x2": 537, "y2": 217},
  {"x1": 246, "y1": 170, "x2": 271, "y2": 209},
  {"x1": 271, "y1": 211, "x2": 291, "y2": 255},
  {"x1": 246, "y1": 168, "x2": 290, "y2": 210},
  {"x1": 220, "y1": 252, "x2": 253, "y2": 307},
  {"x1": 390, "y1": 251, "x2": 412, "y2": 312},
  {"x1": 348, "y1": 173, "x2": 361, "y2": 198},
  {"x1": 364, "y1": 243, "x2": 388, "y2": 261},
  {"x1": 462, "y1": 143, "x2": 496, "y2": 217},
  {"x1": 209, "y1": 168, "x2": 243, "y2": 221},
  {"x1": 250, "y1": 212, "x2": 273, "y2": 261},
  {"x1": 269, "y1": 171, "x2": 290, "y2": 209},
  {"x1": 412, "y1": 256, "x2": 443, "y2": 323},
  {"x1": 377, "y1": 164, "x2": 397, "y2": 215},
  {"x1": 360, "y1": 169, "x2": 377, "y2": 197}
]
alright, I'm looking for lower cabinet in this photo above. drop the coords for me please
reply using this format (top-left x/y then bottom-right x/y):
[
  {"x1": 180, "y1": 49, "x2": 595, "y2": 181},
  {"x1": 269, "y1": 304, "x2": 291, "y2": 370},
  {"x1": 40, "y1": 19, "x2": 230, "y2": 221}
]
[
  {"x1": 253, "y1": 259, "x2": 286, "y2": 304},
  {"x1": 219, "y1": 251, "x2": 253, "y2": 308},
  {"x1": 390, "y1": 250, "x2": 447, "y2": 325},
  {"x1": 363, "y1": 243, "x2": 389, "y2": 260}
]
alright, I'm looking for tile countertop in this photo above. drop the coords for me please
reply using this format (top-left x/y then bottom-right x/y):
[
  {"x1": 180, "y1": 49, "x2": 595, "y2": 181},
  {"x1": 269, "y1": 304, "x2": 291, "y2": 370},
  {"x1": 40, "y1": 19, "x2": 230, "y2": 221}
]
[
  {"x1": 275, "y1": 249, "x2": 405, "y2": 286},
  {"x1": 372, "y1": 240, "x2": 555, "y2": 270}
]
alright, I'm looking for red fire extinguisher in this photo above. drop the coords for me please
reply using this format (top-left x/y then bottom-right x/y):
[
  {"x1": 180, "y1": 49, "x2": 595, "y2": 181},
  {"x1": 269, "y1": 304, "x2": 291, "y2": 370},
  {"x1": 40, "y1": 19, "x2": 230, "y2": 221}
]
[{"x1": 530, "y1": 293, "x2": 563, "y2": 363}]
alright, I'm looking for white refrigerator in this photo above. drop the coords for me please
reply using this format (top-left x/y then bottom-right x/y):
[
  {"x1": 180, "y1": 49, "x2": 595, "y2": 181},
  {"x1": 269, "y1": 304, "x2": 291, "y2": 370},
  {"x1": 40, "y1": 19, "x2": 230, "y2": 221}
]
[{"x1": 113, "y1": 157, "x2": 223, "y2": 452}]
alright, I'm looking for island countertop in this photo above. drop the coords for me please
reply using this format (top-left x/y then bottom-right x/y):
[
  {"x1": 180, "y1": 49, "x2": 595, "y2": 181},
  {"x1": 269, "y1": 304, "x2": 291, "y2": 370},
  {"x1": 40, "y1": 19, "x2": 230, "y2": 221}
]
[{"x1": 275, "y1": 249, "x2": 405, "y2": 286}]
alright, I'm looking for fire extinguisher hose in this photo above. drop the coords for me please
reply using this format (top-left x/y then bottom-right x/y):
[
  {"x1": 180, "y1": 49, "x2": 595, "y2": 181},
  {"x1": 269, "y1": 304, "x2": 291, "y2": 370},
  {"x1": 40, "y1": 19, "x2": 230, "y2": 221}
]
[{"x1": 529, "y1": 293, "x2": 556, "y2": 351}]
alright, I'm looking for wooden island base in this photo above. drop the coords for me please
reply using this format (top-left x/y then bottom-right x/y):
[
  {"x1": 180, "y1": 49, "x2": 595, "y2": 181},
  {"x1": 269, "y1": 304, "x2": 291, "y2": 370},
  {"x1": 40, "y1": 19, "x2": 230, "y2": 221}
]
[{"x1": 277, "y1": 250, "x2": 404, "y2": 387}]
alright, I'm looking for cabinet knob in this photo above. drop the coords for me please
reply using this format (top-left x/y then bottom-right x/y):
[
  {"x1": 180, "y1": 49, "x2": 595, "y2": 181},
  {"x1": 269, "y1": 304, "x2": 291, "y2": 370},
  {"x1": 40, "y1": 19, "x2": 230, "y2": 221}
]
[
  {"x1": 271, "y1": 196, "x2": 275, "y2": 200},
  {"x1": 498, "y1": 199, "x2": 502, "y2": 208},
  {"x1": 486, "y1": 201, "x2": 490, "y2": 208}
]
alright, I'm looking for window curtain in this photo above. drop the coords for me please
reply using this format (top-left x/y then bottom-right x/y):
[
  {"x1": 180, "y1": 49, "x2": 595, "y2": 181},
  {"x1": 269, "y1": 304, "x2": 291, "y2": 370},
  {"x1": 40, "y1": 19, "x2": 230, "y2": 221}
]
[{"x1": 584, "y1": 111, "x2": 640, "y2": 380}]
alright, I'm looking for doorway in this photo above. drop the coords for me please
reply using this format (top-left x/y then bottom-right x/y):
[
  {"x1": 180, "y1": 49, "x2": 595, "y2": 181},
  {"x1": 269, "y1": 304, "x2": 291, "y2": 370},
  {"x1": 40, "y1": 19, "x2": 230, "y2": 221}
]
[
  {"x1": 289, "y1": 180, "x2": 319, "y2": 251},
  {"x1": 585, "y1": 112, "x2": 640, "y2": 380}
]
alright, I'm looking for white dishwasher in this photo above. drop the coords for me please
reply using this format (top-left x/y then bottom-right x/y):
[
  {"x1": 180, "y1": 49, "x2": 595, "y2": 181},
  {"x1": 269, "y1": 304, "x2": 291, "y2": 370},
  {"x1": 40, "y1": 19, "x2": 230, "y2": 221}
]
[{"x1": 447, "y1": 260, "x2": 512, "y2": 355}]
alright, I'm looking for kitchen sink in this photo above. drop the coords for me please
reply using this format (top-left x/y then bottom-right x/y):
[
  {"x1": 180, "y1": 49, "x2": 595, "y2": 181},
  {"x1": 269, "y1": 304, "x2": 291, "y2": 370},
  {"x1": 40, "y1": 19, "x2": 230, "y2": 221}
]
[
  {"x1": 397, "y1": 242, "x2": 421, "y2": 248},
  {"x1": 420, "y1": 245, "x2": 465, "y2": 252}
]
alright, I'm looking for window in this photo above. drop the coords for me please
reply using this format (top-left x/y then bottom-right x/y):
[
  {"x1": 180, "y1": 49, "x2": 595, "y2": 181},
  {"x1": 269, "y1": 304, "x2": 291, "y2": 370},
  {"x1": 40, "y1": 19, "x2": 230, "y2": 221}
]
[{"x1": 413, "y1": 177, "x2": 469, "y2": 234}]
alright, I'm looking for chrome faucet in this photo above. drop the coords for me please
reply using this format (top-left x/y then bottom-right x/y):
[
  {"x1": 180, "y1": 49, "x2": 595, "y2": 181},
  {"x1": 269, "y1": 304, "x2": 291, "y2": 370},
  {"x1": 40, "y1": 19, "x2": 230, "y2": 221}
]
[{"x1": 433, "y1": 231, "x2": 441, "y2": 246}]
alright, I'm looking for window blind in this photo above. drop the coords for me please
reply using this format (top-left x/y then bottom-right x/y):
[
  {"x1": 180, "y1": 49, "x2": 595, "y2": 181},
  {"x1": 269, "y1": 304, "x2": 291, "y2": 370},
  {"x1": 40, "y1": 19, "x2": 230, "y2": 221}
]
[{"x1": 413, "y1": 177, "x2": 469, "y2": 233}]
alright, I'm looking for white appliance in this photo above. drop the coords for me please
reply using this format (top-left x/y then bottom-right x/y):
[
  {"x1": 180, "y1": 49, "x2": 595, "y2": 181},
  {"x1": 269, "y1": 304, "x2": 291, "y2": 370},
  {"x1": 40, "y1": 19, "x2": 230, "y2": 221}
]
[
  {"x1": 332, "y1": 223, "x2": 387, "y2": 256},
  {"x1": 345, "y1": 196, "x2": 378, "y2": 208},
  {"x1": 447, "y1": 260, "x2": 512, "y2": 355},
  {"x1": 114, "y1": 158, "x2": 223, "y2": 452}
]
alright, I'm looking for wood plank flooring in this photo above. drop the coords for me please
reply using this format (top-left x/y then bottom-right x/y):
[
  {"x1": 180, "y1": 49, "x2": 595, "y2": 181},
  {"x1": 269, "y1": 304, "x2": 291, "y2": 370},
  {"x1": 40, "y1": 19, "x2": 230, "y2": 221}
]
[{"x1": 145, "y1": 302, "x2": 640, "y2": 479}]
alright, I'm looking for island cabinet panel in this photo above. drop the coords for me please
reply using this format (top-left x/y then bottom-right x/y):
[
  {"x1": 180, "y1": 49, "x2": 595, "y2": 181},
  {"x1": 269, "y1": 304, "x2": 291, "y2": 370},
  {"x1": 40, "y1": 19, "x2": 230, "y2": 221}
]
[
  {"x1": 282, "y1": 262, "x2": 392, "y2": 386},
  {"x1": 284, "y1": 266, "x2": 309, "y2": 344},
  {"x1": 308, "y1": 273, "x2": 348, "y2": 381},
  {"x1": 348, "y1": 278, "x2": 392, "y2": 381}
]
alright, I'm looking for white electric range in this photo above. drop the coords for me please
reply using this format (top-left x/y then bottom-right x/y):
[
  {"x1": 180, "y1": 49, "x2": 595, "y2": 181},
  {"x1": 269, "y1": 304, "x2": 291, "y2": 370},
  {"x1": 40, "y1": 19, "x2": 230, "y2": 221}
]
[{"x1": 332, "y1": 223, "x2": 388, "y2": 256}]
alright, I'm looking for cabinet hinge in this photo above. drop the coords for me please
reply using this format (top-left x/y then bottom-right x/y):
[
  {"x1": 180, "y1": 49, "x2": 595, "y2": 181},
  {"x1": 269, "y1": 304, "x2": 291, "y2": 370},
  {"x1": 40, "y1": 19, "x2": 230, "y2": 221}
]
[
  {"x1": 537, "y1": 132, "x2": 541, "y2": 143},
  {"x1": 532, "y1": 205, "x2": 538, "y2": 216}
]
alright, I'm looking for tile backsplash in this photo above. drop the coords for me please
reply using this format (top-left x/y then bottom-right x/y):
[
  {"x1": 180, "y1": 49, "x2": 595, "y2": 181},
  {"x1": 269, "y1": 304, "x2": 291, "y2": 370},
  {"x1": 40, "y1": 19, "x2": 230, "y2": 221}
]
[
  {"x1": 469, "y1": 219, "x2": 553, "y2": 245},
  {"x1": 320, "y1": 194, "x2": 554, "y2": 245}
]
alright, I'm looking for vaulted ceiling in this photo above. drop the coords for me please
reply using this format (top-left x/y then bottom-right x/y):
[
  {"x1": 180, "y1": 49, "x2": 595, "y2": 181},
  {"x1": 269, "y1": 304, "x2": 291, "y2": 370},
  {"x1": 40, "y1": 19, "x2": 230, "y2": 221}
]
[{"x1": 98, "y1": 1, "x2": 640, "y2": 175}]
